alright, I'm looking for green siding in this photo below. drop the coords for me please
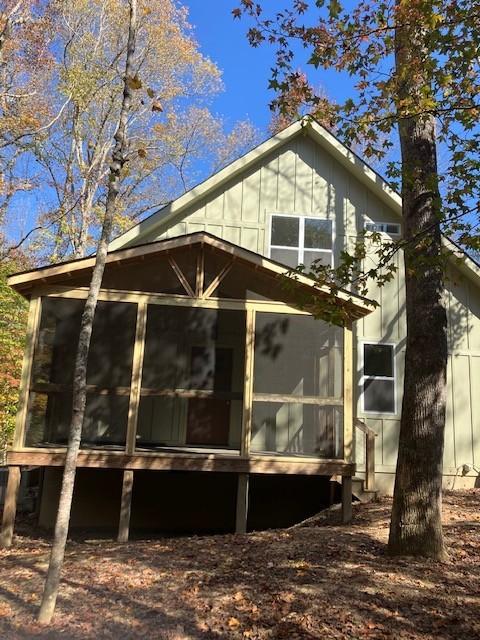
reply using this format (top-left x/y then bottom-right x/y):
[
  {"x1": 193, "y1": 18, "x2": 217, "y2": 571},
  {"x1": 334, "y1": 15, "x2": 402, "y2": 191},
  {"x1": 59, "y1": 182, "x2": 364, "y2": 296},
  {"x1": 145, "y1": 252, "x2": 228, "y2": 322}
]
[{"x1": 138, "y1": 131, "x2": 480, "y2": 489}]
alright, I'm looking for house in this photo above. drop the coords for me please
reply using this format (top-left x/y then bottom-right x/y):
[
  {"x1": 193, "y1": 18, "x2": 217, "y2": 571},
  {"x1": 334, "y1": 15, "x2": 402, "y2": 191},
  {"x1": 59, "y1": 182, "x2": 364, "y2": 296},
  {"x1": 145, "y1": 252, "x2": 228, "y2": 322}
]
[{"x1": 1, "y1": 118, "x2": 479, "y2": 543}]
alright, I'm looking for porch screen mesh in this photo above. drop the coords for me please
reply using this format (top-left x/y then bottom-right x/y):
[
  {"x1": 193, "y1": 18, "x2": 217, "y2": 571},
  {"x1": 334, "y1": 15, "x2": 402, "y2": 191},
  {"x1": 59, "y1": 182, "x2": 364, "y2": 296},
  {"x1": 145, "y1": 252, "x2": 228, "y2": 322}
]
[
  {"x1": 251, "y1": 313, "x2": 344, "y2": 458},
  {"x1": 136, "y1": 306, "x2": 246, "y2": 451},
  {"x1": 25, "y1": 297, "x2": 136, "y2": 447}
]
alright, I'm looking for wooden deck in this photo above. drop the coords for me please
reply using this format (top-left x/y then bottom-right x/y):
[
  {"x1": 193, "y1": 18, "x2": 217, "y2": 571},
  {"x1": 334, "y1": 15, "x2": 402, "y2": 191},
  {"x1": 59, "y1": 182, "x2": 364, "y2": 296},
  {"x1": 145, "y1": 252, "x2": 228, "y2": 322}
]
[{"x1": 6, "y1": 448, "x2": 355, "y2": 476}]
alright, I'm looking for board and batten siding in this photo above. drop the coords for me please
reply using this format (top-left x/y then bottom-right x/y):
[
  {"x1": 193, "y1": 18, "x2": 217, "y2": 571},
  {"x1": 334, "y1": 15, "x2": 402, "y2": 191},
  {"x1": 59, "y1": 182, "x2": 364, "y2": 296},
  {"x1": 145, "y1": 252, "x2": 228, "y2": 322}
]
[{"x1": 141, "y1": 133, "x2": 480, "y2": 492}]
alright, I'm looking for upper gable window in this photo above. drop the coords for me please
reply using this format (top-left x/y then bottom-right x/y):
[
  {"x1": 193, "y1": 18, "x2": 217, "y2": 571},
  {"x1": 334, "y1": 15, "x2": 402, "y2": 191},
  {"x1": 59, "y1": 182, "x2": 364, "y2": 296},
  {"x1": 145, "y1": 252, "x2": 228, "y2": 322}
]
[
  {"x1": 365, "y1": 222, "x2": 401, "y2": 236},
  {"x1": 269, "y1": 214, "x2": 333, "y2": 270}
]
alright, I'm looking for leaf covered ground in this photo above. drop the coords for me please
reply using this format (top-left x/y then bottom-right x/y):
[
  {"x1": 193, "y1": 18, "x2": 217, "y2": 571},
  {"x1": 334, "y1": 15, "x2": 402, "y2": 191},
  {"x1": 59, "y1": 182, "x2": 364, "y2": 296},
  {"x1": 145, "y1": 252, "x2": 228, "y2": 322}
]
[{"x1": 0, "y1": 490, "x2": 479, "y2": 639}]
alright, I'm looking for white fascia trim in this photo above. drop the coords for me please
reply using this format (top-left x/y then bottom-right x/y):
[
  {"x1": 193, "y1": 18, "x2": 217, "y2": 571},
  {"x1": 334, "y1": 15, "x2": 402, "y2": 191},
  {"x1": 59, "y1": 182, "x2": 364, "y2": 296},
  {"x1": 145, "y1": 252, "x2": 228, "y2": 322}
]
[{"x1": 307, "y1": 120, "x2": 403, "y2": 216}]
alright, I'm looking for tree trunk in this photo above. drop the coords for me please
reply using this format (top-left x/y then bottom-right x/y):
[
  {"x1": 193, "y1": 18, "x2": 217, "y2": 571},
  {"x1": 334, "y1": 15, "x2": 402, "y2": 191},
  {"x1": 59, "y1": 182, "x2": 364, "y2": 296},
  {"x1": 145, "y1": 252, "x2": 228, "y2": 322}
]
[
  {"x1": 37, "y1": 0, "x2": 137, "y2": 624},
  {"x1": 388, "y1": 2, "x2": 448, "y2": 559}
]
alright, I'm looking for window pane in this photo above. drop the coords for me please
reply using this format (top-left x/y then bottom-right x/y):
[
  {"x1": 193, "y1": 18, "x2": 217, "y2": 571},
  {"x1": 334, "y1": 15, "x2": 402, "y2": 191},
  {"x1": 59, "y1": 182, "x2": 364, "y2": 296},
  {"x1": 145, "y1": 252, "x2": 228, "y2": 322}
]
[
  {"x1": 271, "y1": 216, "x2": 299, "y2": 247},
  {"x1": 32, "y1": 297, "x2": 84, "y2": 385},
  {"x1": 386, "y1": 223, "x2": 400, "y2": 235},
  {"x1": 32, "y1": 298, "x2": 137, "y2": 389},
  {"x1": 254, "y1": 313, "x2": 343, "y2": 397},
  {"x1": 270, "y1": 247, "x2": 298, "y2": 268},
  {"x1": 251, "y1": 402, "x2": 343, "y2": 458},
  {"x1": 304, "y1": 219, "x2": 332, "y2": 250},
  {"x1": 138, "y1": 306, "x2": 245, "y2": 450},
  {"x1": 82, "y1": 394, "x2": 129, "y2": 446},
  {"x1": 87, "y1": 301, "x2": 137, "y2": 387},
  {"x1": 303, "y1": 250, "x2": 332, "y2": 270},
  {"x1": 25, "y1": 391, "x2": 72, "y2": 446},
  {"x1": 190, "y1": 346, "x2": 233, "y2": 392},
  {"x1": 141, "y1": 307, "x2": 245, "y2": 391},
  {"x1": 364, "y1": 344, "x2": 393, "y2": 377},
  {"x1": 364, "y1": 378, "x2": 395, "y2": 413},
  {"x1": 137, "y1": 397, "x2": 181, "y2": 447},
  {"x1": 24, "y1": 391, "x2": 128, "y2": 447}
]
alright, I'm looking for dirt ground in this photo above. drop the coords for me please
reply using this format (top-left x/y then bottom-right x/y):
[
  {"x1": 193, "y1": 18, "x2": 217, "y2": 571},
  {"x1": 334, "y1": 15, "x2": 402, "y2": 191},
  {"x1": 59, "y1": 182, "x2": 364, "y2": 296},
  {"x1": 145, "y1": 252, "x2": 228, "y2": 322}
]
[{"x1": 0, "y1": 490, "x2": 479, "y2": 639}]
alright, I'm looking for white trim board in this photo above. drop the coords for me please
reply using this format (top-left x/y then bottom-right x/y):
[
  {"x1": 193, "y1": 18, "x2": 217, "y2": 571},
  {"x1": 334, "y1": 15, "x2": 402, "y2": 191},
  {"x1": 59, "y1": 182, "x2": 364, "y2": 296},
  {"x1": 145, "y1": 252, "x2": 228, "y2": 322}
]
[{"x1": 358, "y1": 340, "x2": 399, "y2": 418}]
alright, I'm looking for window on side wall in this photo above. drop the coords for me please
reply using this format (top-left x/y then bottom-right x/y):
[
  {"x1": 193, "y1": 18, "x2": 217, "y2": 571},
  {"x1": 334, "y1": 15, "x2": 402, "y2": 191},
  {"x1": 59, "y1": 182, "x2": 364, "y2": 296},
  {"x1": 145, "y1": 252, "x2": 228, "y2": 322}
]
[
  {"x1": 364, "y1": 221, "x2": 401, "y2": 236},
  {"x1": 362, "y1": 343, "x2": 395, "y2": 414},
  {"x1": 269, "y1": 214, "x2": 333, "y2": 269}
]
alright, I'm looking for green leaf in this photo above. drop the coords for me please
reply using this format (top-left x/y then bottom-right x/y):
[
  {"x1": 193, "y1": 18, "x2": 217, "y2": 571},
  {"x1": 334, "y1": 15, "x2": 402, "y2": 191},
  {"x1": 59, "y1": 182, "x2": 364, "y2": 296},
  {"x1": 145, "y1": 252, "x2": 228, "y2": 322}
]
[{"x1": 329, "y1": 0, "x2": 341, "y2": 18}]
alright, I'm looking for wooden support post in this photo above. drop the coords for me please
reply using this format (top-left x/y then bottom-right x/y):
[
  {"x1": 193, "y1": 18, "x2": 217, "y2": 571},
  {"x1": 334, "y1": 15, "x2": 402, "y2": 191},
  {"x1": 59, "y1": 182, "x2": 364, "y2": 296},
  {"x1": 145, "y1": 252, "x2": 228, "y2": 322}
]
[
  {"x1": 240, "y1": 309, "x2": 255, "y2": 457},
  {"x1": 235, "y1": 473, "x2": 249, "y2": 534},
  {"x1": 126, "y1": 303, "x2": 148, "y2": 455},
  {"x1": 118, "y1": 470, "x2": 134, "y2": 543},
  {"x1": 341, "y1": 475, "x2": 353, "y2": 524},
  {"x1": 343, "y1": 322, "x2": 354, "y2": 463},
  {"x1": 0, "y1": 466, "x2": 21, "y2": 548},
  {"x1": 13, "y1": 296, "x2": 41, "y2": 449},
  {"x1": 196, "y1": 247, "x2": 204, "y2": 298}
]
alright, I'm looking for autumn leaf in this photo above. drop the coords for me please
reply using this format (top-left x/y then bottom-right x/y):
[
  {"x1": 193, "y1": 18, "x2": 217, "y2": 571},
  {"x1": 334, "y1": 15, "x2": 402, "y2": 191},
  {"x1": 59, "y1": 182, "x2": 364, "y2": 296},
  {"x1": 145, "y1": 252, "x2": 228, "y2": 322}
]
[
  {"x1": 228, "y1": 616, "x2": 241, "y2": 628},
  {"x1": 126, "y1": 75, "x2": 142, "y2": 90}
]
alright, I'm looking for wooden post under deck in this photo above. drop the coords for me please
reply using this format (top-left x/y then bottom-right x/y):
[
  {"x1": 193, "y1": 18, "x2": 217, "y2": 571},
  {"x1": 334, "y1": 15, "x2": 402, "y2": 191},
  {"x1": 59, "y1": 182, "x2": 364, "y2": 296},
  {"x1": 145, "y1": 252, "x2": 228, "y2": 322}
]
[
  {"x1": 235, "y1": 473, "x2": 249, "y2": 534},
  {"x1": 0, "y1": 466, "x2": 21, "y2": 548},
  {"x1": 341, "y1": 475, "x2": 353, "y2": 524},
  {"x1": 118, "y1": 470, "x2": 134, "y2": 542}
]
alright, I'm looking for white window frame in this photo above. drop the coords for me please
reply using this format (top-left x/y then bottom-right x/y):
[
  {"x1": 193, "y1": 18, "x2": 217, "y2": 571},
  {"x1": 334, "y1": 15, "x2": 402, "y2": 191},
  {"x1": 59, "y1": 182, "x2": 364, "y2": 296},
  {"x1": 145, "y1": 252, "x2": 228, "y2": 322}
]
[
  {"x1": 267, "y1": 212, "x2": 335, "y2": 268},
  {"x1": 360, "y1": 341, "x2": 397, "y2": 416},
  {"x1": 364, "y1": 221, "x2": 401, "y2": 236}
]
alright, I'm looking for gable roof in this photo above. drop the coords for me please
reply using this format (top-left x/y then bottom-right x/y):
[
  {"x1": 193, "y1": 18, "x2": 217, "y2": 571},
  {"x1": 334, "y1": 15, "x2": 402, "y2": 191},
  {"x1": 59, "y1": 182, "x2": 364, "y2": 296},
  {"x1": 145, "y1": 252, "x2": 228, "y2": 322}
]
[
  {"x1": 8, "y1": 231, "x2": 375, "y2": 319},
  {"x1": 108, "y1": 117, "x2": 480, "y2": 289},
  {"x1": 109, "y1": 117, "x2": 403, "y2": 251}
]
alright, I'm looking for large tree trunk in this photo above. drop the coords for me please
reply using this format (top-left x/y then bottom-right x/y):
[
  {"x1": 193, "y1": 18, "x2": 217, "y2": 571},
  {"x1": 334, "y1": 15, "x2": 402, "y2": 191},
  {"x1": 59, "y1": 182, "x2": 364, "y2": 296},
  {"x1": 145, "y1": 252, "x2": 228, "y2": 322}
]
[
  {"x1": 37, "y1": 0, "x2": 137, "y2": 624},
  {"x1": 388, "y1": 2, "x2": 448, "y2": 559}
]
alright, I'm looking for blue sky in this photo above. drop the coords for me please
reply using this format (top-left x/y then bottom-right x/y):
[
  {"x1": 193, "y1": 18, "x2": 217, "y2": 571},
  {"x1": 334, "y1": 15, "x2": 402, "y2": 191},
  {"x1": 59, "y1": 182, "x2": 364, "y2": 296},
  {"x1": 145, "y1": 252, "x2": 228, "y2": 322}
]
[
  {"x1": 4, "y1": 2, "x2": 371, "y2": 251},
  {"x1": 185, "y1": 1, "x2": 353, "y2": 134},
  {"x1": 186, "y1": 2, "x2": 275, "y2": 132}
]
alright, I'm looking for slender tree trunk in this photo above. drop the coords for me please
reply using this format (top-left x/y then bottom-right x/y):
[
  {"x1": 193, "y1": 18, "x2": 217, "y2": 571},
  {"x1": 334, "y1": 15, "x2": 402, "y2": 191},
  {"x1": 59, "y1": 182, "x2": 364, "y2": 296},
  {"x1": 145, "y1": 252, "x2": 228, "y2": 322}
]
[
  {"x1": 388, "y1": 1, "x2": 448, "y2": 559},
  {"x1": 37, "y1": 0, "x2": 137, "y2": 624}
]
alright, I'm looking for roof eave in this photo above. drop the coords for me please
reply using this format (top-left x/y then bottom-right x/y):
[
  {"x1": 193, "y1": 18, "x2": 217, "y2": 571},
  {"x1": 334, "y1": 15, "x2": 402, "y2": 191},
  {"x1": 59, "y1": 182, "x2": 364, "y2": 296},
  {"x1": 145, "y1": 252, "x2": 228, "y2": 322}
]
[{"x1": 8, "y1": 231, "x2": 375, "y2": 319}]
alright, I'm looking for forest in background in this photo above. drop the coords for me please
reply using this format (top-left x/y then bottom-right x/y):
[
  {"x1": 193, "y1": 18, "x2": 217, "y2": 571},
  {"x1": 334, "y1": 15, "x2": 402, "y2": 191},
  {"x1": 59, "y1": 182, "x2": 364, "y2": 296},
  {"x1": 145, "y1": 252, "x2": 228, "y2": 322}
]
[{"x1": 0, "y1": 0, "x2": 262, "y2": 450}]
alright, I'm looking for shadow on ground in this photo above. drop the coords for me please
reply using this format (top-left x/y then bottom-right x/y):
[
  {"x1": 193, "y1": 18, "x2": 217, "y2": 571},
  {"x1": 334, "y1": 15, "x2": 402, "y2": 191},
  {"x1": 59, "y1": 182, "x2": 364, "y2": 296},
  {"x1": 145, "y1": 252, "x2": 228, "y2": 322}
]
[{"x1": 0, "y1": 491, "x2": 479, "y2": 639}]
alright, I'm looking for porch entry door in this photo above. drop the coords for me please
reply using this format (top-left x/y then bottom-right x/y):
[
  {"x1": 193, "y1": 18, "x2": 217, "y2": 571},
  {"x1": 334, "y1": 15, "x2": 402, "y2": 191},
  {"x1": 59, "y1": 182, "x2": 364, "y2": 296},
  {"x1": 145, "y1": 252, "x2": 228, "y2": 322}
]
[{"x1": 185, "y1": 345, "x2": 234, "y2": 447}]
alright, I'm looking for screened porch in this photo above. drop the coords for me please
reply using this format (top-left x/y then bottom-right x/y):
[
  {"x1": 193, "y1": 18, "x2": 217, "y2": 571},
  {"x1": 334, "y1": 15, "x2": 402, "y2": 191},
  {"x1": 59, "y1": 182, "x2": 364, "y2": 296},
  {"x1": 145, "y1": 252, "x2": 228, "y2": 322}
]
[
  {"x1": 24, "y1": 297, "x2": 344, "y2": 458},
  {"x1": 8, "y1": 232, "x2": 373, "y2": 466}
]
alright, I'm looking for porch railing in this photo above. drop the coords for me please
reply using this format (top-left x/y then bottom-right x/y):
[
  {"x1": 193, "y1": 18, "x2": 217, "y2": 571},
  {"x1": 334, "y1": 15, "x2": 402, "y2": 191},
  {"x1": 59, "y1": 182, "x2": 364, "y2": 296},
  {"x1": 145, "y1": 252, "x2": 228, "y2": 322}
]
[{"x1": 354, "y1": 418, "x2": 377, "y2": 492}]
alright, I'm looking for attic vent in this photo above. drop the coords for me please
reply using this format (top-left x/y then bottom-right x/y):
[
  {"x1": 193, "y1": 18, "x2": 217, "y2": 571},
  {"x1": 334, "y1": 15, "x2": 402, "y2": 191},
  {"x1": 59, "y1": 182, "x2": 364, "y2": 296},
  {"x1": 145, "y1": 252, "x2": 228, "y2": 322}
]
[{"x1": 365, "y1": 222, "x2": 401, "y2": 235}]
